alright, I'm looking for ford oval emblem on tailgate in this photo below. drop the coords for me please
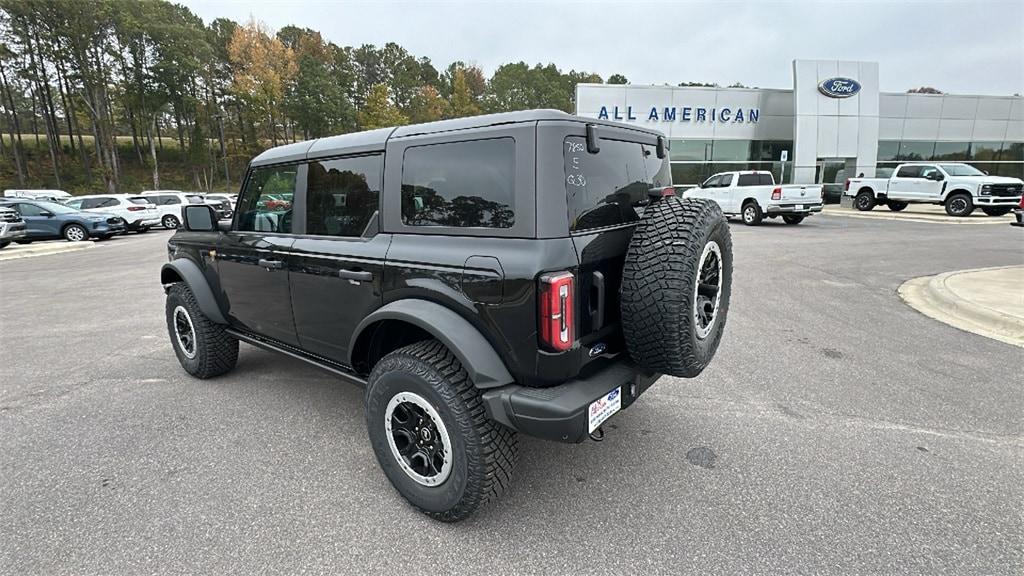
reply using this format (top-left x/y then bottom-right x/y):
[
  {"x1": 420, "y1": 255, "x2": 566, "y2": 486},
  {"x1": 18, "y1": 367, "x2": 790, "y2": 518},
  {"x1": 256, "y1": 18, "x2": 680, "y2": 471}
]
[{"x1": 818, "y1": 77, "x2": 861, "y2": 98}]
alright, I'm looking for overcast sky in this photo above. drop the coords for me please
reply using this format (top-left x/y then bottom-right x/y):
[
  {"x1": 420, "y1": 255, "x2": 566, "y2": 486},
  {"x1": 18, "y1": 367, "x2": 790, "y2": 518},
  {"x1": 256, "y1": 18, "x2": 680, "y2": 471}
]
[{"x1": 179, "y1": 0, "x2": 1023, "y2": 96}]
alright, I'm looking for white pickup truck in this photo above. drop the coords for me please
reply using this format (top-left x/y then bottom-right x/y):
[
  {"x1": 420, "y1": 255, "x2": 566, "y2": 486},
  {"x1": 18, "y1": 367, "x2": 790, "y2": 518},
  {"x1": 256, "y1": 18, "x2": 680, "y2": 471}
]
[
  {"x1": 683, "y1": 171, "x2": 823, "y2": 225},
  {"x1": 845, "y1": 162, "x2": 1024, "y2": 217}
]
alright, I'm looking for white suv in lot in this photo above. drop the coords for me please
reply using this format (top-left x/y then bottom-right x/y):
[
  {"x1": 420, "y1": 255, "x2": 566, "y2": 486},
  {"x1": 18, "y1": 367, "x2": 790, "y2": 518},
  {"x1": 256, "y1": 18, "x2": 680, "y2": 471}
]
[
  {"x1": 141, "y1": 191, "x2": 220, "y2": 229},
  {"x1": 63, "y1": 194, "x2": 160, "y2": 233}
]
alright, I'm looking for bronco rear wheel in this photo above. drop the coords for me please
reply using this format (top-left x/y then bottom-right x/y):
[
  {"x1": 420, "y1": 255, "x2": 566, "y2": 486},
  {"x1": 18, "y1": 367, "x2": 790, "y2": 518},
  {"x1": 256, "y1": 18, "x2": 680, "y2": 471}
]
[
  {"x1": 365, "y1": 340, "x2": 518, "y2": 522},
  {"x1": 621, "y1": 197, "x2": 733, "y2": 378}
]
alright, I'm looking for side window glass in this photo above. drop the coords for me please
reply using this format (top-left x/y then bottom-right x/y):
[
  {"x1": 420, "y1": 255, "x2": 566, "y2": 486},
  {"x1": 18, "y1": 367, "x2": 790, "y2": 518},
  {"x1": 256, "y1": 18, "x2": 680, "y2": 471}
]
[
  {"x1": 401, "y1": 138, "x2": 515, "y2": 228},
  {"x1": 98, "y1": 198, "x2": 118, "y2": 208},
  {"x1": 307, "y1": 155, "x2": 381, "y2": 237},
  {"x1": 80, "y1": 198, "x2": 99, "y2": 209},
  {"x1": 720, "y1": 174, "x2": 734, "y2": 187},
  {"x1": 65, "y1": 199, "x2": 83, "y2": 210},
  {"x1": 702, "y1": 175, "x2": 720, "y2": 188},
  {"x1": 236, "y1": 165, "x2": 297, "y2": 233},
  {"x1": 920, "y1": 166, "x2": 940, "y2": 180},
  {"x1": 759, "y1": 173, "x2": 774, "y2": 185},
  {"x1": 896, "y1": 166, "x2": 921, "y2": 178},
  {"x1": 18, "y1": 203, "x2": 43, "y2": 216},
  {"x1": 162, "y1": 196, "x2": 181, "y2": 205}
]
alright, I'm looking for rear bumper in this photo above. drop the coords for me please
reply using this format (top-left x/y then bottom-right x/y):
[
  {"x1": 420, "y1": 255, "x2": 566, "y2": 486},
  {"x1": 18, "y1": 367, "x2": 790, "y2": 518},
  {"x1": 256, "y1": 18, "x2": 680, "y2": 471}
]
[
  {"x1": 766, "y1": 203, "x2": 823, "y2": 216},
  {"x1": 127, "y1": 218, "x2": 160, "y2": 229},
  {"x1": 482, "y1": 359, "x2": 661, "y2": 443}
]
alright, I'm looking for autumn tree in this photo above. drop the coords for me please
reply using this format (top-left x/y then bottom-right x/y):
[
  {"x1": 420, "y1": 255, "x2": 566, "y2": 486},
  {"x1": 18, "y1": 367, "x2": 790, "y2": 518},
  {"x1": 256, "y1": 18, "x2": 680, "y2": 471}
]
[
  {"x1": 227, "y1": 19, "x2": 297, "y2": 148},
  {"x1": 358, "y1": 83, "x2": 407, "y2": 129},
  {"x1": 445, "y1": 68, "x2": 480, "y2": 118},
  {"x1": 407, "y1": 86, "x2": 445, "y2": 124}
]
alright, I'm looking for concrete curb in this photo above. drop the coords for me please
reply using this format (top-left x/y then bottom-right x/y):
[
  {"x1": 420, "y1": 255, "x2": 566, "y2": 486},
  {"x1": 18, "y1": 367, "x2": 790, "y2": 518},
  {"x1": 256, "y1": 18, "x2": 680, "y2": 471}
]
[
  {"x1": 0, "y1": 241, "x2": 96, "y2": 262},
  {"x1": 823, "y1": 207, "x2": 1012, "y2": 225},
  {"x1": 899, "y1": 266, "x2": 1024, "y2": 348}
]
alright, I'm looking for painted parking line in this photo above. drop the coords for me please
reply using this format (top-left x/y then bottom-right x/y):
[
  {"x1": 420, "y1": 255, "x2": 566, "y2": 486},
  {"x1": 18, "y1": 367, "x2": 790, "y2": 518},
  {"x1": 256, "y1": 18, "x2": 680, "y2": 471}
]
[{"x1": 0, "y1": 241, "x2": 96, "y2": 262}]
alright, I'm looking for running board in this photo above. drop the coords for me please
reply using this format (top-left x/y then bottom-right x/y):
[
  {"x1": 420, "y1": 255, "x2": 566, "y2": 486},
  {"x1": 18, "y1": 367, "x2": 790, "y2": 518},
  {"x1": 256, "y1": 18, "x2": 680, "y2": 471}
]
[{"x1": 226, "y1": 328, "x2": 368, "y2": 388}]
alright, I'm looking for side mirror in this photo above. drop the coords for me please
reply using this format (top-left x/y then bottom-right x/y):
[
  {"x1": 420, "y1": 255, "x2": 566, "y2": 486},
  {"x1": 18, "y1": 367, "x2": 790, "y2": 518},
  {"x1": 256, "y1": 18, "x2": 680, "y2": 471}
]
[
  {"x1": 182, "y1": 204, "x2": 218, "y2": 232},
  {"x1": 656, "y1": 136, "x2": 667, "y2": 159}
]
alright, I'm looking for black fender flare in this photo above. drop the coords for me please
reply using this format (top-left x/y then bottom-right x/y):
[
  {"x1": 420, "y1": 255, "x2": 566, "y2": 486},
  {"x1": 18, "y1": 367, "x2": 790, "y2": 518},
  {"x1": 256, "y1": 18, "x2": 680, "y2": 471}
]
[
  {"x1": 350, "y1": 299, "x2": 514, "y2": 389},
  {"x1": 161, "y1": 259, "x2": 227, "y2": 324}
]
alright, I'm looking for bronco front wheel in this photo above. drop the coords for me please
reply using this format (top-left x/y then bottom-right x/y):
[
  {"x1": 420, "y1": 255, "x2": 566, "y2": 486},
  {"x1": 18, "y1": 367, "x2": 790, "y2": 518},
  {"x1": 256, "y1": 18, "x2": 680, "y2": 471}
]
[{"x1": 165, "y1": 283, "x2": 238, "y2": 378}]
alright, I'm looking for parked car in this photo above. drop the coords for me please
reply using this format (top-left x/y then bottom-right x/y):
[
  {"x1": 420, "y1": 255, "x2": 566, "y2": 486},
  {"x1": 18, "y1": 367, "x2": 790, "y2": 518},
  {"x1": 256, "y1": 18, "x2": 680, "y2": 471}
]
[
  {"x1": 0, "y1": 198, "x2": 125, "y2": 242},
  {"x1": 204, "y1": 193, "x2": 237, "y2": 212},
  {"x1": 190, "y1": 193, "x2": 233, "y2": 220},
  {"x1": 3, "y1": 189, "x2": 72, "y2": 202},
  {"x1": 0, "y1": 205, "x2": 27, "y2": 249},
  {"x1": 844, "y1": 163, "x2": 1024, "y2": 217},
  {"x1": 160, "y1": 110, "x2": 733, "y2": 521},
  {"x1": 684, "y1": 170, "x2": 823, "y2": 225},
  {"x1": 140, "y1": 191, "x2": 221, "y2": 229},
  {"x1": 63, "y1": 194, "x2": 160, "y2": 233}
]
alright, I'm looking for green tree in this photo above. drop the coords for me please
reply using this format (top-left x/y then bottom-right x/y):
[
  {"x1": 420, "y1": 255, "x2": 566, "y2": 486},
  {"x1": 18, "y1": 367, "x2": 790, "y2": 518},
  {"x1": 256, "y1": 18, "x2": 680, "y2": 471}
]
[
  {"x1": 358, "y1": 83, "x2": 407, "y2": 129},
  {"x1": 445, "y1": 68, "x2": 480, "y2": 118},
  {"x1": 607, "y1": 74, "x2": 629, "y2": 85}
]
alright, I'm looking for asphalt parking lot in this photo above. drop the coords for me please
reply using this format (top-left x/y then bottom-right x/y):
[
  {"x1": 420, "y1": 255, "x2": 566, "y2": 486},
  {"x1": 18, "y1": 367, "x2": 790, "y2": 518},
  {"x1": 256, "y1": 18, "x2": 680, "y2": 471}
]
[{"x1": 1, "y1": 214, "x2": 1022, "y2": 575}]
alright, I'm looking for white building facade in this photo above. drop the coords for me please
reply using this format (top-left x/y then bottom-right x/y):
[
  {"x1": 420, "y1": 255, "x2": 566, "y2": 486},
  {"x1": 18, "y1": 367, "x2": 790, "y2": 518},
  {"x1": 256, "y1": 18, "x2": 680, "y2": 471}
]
[{"x1": 575, "y1": 60, "x2": 1024, "y2": 187}]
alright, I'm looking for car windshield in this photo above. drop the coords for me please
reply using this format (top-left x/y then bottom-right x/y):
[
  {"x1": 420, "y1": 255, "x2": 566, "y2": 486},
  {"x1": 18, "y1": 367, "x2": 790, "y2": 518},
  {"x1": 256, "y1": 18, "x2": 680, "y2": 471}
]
[
  {"x1": 939, "y1": 164, "x2": 985, "y2": 176},
  {"x1": 34, "y1": 200, "x2": 78, "y2": 214}
]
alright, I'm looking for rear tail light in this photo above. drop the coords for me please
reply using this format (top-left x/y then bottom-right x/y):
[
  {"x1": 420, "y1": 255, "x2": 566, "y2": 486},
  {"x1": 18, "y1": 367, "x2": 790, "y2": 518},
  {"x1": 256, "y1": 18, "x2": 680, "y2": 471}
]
[
  {"x1": 127, "y1": 206, "x2": 146, "y2": 211},
  {"x1": 539, "y1": 272, "x2": 574, "y2": 352},
  {"x1": 771, "y1": 187, "x2": 782, "y2": 201},
  {"x1": 661, "y1": 187, "x2": 675, "y2": 197},
  {"x1": 844, "y1": 178, "x2": 851, "y2": 191}
]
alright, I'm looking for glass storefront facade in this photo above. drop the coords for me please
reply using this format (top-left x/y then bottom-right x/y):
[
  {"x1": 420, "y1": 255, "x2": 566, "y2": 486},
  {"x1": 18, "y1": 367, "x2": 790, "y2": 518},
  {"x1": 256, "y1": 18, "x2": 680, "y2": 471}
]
[
  {"x1": 669, "y1": 139, "x2": 795, "y2": 186},
  {"x1": 876, "y1": 140, "x2": 1024, "y2": 178}
]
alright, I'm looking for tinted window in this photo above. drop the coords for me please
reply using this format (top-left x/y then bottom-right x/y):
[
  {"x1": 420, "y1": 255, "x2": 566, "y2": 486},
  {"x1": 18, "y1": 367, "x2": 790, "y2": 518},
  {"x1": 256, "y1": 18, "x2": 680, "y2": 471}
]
[
  {"x1": 159, "y1": 195, "x2": 181, "y2": 205},
  {"x1": 896, "y1": 165, "x2": 923, "y2": 178},
  {"x1": 307, "y1": 155, "x2": 381, "y2": 237},
  {"x1": 96, "y1": 198, "x2": 119, "y2": 208},
  {"x1": 236, "y1": 166, "x2": 296, "y2": 233},
  {"x1": 759, "y1": 173, "x2": 774, "y2": 185},
  {"x1": 64, "y1": 199, "x2": 84, "y2": 209},
  {"x1": 402, "y1": 138, "x2": 515, "y2": 228},
  {"x1": 15, "y1": 203, "x2": 44, "y2": 216},
  {"x1": 737, "y1": 174, "x2": 759, "y2": 186},
  {"x1": 565, "y1": 137, "x2": 652, "y2": 231},
  {"x1": 919, "y1": 165, "x2": 942, "y2": 180}
]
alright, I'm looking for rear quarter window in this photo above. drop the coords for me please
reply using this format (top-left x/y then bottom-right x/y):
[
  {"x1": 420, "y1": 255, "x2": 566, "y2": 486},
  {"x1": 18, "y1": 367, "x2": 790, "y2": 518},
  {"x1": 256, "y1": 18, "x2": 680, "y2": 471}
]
[
  {"x1": 401, "y1": 138, "x2": 515, "y2": 228},
  {"x1": 737, "y1": 174, "x2": 759, "y2": 187},
  {"x1": 565, "y1": 136, "x2": 668, "y2": 232}
]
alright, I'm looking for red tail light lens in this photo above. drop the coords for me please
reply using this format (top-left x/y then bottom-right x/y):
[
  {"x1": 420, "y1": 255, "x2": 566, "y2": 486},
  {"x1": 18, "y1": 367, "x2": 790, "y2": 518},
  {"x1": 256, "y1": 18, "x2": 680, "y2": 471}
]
[
  {"x1": 662, "y1": 187, "x2": 675, "y2": 197},
  {"x1": 771, "y1": 187, "x2": 782, "y2": 201},
  {"x1": 127, "y1": 206, "x2": 146, "y2": 211},
  {"x1": 539, "y1": 272, "x2": 574, "y2": 352},
  {"x1": 844, "y1": 178, "x2": 850, "y2": 191}
]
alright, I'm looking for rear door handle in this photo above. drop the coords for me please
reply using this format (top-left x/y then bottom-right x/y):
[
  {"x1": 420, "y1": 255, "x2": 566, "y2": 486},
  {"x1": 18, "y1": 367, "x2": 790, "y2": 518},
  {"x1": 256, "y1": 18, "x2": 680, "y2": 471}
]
[
  {"x1": 257, "y1": 258, "x2": 284, "y2": 270},
  {"x1": 338, "y1": 269, "x2": 373, "y2": 282}
]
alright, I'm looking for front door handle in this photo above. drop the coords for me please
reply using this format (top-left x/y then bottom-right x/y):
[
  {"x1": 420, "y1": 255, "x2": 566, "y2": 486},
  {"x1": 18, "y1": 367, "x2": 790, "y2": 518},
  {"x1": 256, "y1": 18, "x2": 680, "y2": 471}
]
[
  {"x1": 338, "y1": 269, "x2": 373, "y2": 282},
  {"x1": 257, "y1": 258, "x2": 284, "y2": 270}
]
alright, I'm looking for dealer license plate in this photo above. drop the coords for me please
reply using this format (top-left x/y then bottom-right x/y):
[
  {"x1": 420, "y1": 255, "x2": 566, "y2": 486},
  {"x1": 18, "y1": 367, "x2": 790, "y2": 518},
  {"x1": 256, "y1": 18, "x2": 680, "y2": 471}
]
[{"x1": 588, "y1": 387, "x2": 622, "y2": 433}]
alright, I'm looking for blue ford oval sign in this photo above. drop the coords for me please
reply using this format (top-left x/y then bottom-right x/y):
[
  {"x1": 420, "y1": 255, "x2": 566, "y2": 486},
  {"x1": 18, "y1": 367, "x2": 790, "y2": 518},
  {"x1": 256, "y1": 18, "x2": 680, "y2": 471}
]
[{"x1": 818, "y1": 77, "x2": 861, "y2": 98}]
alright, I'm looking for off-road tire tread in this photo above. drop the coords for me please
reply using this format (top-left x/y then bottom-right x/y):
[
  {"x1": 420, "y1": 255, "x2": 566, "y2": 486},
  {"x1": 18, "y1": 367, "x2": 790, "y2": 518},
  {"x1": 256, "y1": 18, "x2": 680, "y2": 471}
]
[
  {"x1": 621, "y1": 197, "x2": 732, "y2": 377},
  {"x1": 368, "y1": 340, "x2": 518, "y2": 522},
  {"x1": 166, "y1": 283, "x2": 238, "y2": 378}
]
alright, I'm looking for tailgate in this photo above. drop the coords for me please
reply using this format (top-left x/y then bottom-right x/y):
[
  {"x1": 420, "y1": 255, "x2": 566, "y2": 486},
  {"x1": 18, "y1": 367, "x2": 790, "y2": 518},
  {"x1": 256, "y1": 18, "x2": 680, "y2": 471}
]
[
  {"x1": 572, "y1": 227, "x2": 631, "y2": 357},
  {"x1": 779, "y1": 185, "x2": 821, "y2": 204}
]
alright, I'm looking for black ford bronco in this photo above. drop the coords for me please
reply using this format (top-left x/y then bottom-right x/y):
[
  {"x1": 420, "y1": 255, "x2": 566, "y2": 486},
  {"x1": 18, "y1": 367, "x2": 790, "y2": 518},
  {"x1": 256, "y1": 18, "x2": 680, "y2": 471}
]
[{"x1": 161, "y1": 110, "x2": 732, "y2": 521}]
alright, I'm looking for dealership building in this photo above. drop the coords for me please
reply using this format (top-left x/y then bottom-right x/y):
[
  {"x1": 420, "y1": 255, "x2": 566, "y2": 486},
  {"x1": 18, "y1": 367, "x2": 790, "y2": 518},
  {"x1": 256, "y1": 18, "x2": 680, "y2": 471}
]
[{"x1": 575, "y1": 60, "x2": 1024, "y2": 186}]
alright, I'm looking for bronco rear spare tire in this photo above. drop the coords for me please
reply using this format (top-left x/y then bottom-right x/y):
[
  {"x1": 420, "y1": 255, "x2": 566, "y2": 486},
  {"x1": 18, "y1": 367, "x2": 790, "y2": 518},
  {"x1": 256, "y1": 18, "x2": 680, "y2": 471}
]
[{"x1": 620, "y1": 197, "x2": 732, "y2": 378}]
